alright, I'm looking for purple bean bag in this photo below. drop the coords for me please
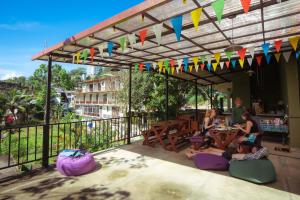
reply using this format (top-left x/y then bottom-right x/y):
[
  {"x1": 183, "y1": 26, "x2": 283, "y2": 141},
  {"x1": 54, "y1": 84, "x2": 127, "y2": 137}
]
[
  {"x1": 193, "y1": 153, "x2": 229, "y2": 171},
  {"x1": 56, "y1": 152, "x2": 97, "y2": 176}
]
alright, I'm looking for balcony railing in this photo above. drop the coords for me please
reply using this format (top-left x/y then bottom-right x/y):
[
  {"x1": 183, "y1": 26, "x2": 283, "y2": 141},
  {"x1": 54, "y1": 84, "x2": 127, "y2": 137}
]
[{"x1": 0, "y1": 115, "x2": 158, "y2": 170}]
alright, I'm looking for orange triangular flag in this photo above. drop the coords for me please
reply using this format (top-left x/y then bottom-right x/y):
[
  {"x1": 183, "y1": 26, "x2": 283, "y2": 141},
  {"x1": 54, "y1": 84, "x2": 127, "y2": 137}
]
[
  {"x1": 214, "y1": 53, "x2": 221, "y2": 63},
  {"x1": 289, "y1": 36, "x2": 299, "y2": 51},
  {"x1": 256, "y1": 55, "x2": 263, "y2": 66},
  {"x1": 200, "y1": 64, "x2": 205, "y2": 71},
  {"x1": 274, "y1": 53, "x2": 281, "y2": 63},
  {"x1": 239, "y1": 59, "x2": 245, "y2": 68},
  {"x1": 139, "y1": 29, "x2": 148, "y2": 46},
  {"x1": 240, "y1": 0, "x2": 251, "y2": 13},
  {"x1": 274, "y1": 40, "x2": 282, "y2": 53},
  {"x1": 212, "y1": 63, "x2": 218, "y2": 71},
  {"x1": 238, "y1": 48, "x2": 247, "y2": 60},
  {"x1": 225, "y1": 61, "x2": 230, "y2": 69}
]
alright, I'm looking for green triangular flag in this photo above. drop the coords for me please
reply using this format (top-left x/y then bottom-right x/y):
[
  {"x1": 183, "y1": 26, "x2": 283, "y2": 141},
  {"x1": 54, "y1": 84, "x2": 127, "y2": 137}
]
[
  {"x1": 200, "y1": 55, "x2": 206, "y2": 63},
  {"x1": 164, "y1": 59, "x2": 170, "y2": 73},
  {"x1": 212, "y1": 0, "x2": 225, "y2": 23},
  {"x1": 81, "y1": 49, "x2": 89, "y2": 62},
  {"x1": 225, "y1": 51, "x2": 233, "y2": 60},
  {"x1": 119, "y1": 36, "x2": 126, "y2": 52},
  {"x1": 134, "y1": 63, "x2": 139, "y2": 72}
]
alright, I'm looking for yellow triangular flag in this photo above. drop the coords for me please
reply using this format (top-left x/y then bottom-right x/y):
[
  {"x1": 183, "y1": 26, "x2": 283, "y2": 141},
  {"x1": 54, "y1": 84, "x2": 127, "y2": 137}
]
[
  {"x1": 189, "y1": 65, "x2": 193, "y2": 72},
  {"x1": 212, "y1": 63, "x2": 218, "y2": 71},
  {"x1": 158, "y1": 61, "x2": 163, "y2": 73},
  {"x1": 163, "y1": 68, "x2": 166, "y2": 73},
  {"x1": 289, "y1": 36, "x2": 299, "y2": 51},
  {"x1": 76, "y1": 52, "x2": 81, "y2": 64},
  {"x1": 193, "y1": 57, "x2": 199, "y2": 66},
  {"x1": 239, "y1": 59, "x2": 245, "y2": 68},
  {"x1": 171, "y1": 67, "x2": 175, "y2": 75},
  {"x1": 214, "y1": 52, "x2": 221, "y2": 64},
  {"x1": 274, "y1": 53, "x2": 281, "y2": 63},
  {"x1": 190, "y1": 8, "x2": 202, "y2": 31}
]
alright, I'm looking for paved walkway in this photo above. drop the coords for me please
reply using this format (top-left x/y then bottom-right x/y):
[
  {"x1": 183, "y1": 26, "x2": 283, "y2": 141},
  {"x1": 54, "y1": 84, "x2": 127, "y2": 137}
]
[{"x1": 0, "y1": 142, "x2": 299, "y2": 200}]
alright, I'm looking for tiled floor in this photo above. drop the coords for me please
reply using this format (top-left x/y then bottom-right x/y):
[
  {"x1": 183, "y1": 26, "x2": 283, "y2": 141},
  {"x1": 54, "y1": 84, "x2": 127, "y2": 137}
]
[{"x1": 0, "y1": 141, "x2": 299, "y2": 200}]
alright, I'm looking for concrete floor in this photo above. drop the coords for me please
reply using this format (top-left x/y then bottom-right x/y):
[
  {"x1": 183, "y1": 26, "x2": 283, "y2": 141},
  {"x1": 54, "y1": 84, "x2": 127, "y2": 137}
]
[{"x1": 0, "y1": 141, "x2": 300, "y2": 200}]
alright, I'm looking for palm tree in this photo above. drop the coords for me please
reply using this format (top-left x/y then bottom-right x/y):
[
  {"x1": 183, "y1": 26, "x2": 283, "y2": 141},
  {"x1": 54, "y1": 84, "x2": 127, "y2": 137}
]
[{"x1": 5, "y1": 89, "x2": 27, "y2": 119}]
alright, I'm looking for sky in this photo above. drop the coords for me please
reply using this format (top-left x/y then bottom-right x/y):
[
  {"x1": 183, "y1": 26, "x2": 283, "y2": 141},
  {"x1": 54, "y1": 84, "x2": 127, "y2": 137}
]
[{"x1": 0, "y1": 0, "x2": 144, "y2": 80}]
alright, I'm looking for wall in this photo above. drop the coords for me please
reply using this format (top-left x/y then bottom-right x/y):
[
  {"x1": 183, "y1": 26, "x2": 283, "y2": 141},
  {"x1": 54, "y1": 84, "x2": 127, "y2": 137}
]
[
  {"x1": 280, "y1": 55, "x2": 300, "y2": 148},
  {"x1": 232, "y1": 72, "x2": 251, "y2": 108}
]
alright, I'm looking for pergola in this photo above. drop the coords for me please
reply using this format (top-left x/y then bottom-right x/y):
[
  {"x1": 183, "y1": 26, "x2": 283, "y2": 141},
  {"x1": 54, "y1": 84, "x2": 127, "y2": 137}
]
[{"x1": 31, "y1": 0, "x2": 299, "y2": 167}]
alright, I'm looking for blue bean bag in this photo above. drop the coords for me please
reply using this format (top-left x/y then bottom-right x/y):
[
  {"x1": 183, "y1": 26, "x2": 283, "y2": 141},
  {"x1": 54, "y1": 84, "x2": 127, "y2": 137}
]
[
  {"x1": 229, "y1": 159, "x2": 276, "y2": 184},
  {"x1": 193, "y1": 153, "x2": 229, "y2": 171}
]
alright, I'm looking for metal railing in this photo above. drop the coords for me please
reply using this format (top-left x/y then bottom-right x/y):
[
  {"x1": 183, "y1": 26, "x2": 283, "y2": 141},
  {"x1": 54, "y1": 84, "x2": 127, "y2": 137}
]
[{"x1": 0, "y1": 114, "x2": 158, "y2": 170}]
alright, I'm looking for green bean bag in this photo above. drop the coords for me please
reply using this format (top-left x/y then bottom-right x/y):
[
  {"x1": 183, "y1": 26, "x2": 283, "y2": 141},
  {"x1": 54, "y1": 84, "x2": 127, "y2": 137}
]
[{"x1": 229, "y1": 159, "x2": 276, "y2": 184}]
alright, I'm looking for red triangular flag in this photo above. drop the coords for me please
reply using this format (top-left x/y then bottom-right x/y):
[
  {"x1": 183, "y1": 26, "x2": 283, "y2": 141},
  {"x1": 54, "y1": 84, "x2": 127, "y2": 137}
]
[
  {"x1": 90, "y1": 48, "x2": 95, "y2": 63},
  {"x1": 238, "y1": 48, "x2": 247, "y2": 60},
  {"x1": 200, "y1": 64, "x2": 205, "y2": 71},
  {"x1": 240, "y1": 0, "x2": 251, "y2": 13},
  {"x1": 256, "y1": 55, "x2": 263, "y2": 66},
  {"x1": 180, "y1": 66, "x2": 183, "y2": 72},
  {"x1": 274, "y1": 40, "x2": 282, "y2": 53},
  {"x1": 170, "y1": 59, "x2": 175, "y2": 67},
  {"x1": 139, "y1": 63, "x2": 144, "y2": 72},
  {"x1": 225, "y1": 61, "x2": 230, "y2": 69},
  {"x1": 139, "y1": 29, "x2": 148, "y2": 46}
]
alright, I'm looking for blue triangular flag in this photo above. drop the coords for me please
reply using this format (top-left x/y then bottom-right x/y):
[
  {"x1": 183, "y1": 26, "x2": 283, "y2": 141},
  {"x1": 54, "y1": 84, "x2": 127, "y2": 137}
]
[
  {"x1": 145, "y1": 63, "x2": 151, "y2": 71},
  {"x1": 231, "y1": 59, "x2": 236, "y2": 69},
  {"x1": 108, "y1": 41, "x2": 114, "y2": 57},
  {"x1": 296, "y1": 51, "x2": 300, "y2": 60},
  {"x1": 206, "y1": 63, "x2": 211, "y2": 72},
  {"x1": 171, "y1": 15, "x2": 183, "y2": 42},
  {"x1": 261, "y1": 43, "x2": 270, "y2": 57},
  {"x1": 183, "y1": 57, "x2": 189, "y2": 72},
  {"x1": 266, "y1": 54, "x2": 272, "y2": 64}
]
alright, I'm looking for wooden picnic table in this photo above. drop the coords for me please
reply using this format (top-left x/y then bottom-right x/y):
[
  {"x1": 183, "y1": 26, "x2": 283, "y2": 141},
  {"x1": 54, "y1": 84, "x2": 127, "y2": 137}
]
[{"x1": 209, "y1": 127, "x2": 240, "y2": 150}]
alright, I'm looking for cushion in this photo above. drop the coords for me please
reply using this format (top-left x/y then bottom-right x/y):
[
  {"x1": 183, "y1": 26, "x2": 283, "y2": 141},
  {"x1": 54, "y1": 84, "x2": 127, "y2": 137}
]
[
  {"x1": 229, "y1": 159, "x2": 276, "y2": 184},
  {"x1": 56, "y1": 152, "x2": 97, "y2": 176},
  {"x1": 193, "y1": 153, "x2": 229, "y2": 170}
]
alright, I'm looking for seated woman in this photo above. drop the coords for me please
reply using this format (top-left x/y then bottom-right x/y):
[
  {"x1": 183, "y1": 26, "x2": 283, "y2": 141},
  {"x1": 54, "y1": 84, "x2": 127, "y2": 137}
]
[
  {"x1": 202, "y1": 108, "x2": 218, "y2": 136},
  {"x1": 234, "y1": 112, "x2": 262, "y2": 153}
]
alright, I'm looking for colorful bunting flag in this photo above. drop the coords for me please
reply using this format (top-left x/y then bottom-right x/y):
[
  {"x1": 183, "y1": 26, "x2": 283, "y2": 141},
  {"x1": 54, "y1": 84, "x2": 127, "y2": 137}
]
[
  {"x1": 158, "y1": 61, "x2": 163, "y2": 73},
  {"x1": 108, "y1": 41, "x2": 114, "y2": 57},
  {"x1": 128, "y1": 34, "x2": 136, "y2": 49},
  {"x1": 207, "y1": 55, "x2": 212, "y2": 64},
  {"x1": 256, "y1": 55, "x2": 263, "y2": 66},
  {"x1": 81, "y1": 49, "x2": 89, "y2": 62},
  {"x1": 261, "y1": 43, "x2": 270, "y2": 57},
  {"x1": 139, "y1": 63, "x2": 144, "y2": 72},
  {"x1": 76, "y1": 52, "x2": 80, "y2": 64},
  {"x1": 225, "y1": 51, "x2": 233, "y2": 60},
  {"x1": 239, "y1": 59, "x2": 245, "y2": 68},
  {"x1": 145, "y1": 63, "x2": 151, "y2": 71},
  {"x1": 225, "y1": 61, "x2": 230, "y2": 69},
  {"x1": 266, "y1": 54, "x2": 272, "y2": 64},
  {"x1": 212, "y1": 63, "x2": 218, "y2": 71},
  {"x1": 171, "y1": 15, "x2": 183, "y2": 41},
  {"x1": 72, "y1": 54, "x2": 75, "y2": 64},
  {"x1": 189, "y1": 65, "x2": 193, "y2": 72},
  {"x1": 207, "y1": 63, "x2": 212, "y2": 71},
  {"x1": 283, "y1": 51, "x2": 291, "y2": 63},
  {"x1": 152, "y1": 62, "x2": 157, "y2": 70},
  {"x1": 214, "y1": 53, "x2": 221, "y2": 63},
  {"x1": 97, "y1": 43, "x2": 105, "y2": 58},
  {"x1": 238, "y1": 48, "x2": 247, "y2": 60},
  {"x1": 200, "y1": 55, "x2": 206, "y2": 63},
  {"x1": 296, "y1": 51, "x2": 300, "y2": 60},
  {"x1": 220, "y1": 61, "x2": 224, "y2": 70},
  {"x1": 177, "y1": 59, "x2": 183, "y2": 68},
  {"x1": 90, "y1": 48, "x2": 95, "y2": 63},
  {"x1": 139, "y1": 29, "x2": 148, "y2": 46},
  {"x1": 176, "y1": 66, "x2": 181, "y2": 73},
  {"x1": 248, "y1": 47, "x2": 255, "y2": 58},
  {"x1": 193, "y1": 57, "x2": 199, "y2": 72},
  {"x1": 247, "y1": 57, "x2": 253, "y2": 66},
  {"x1": 274, "y1": 40, "x2": 282, "y2": 52},
  {"x1": 170, "y1": 59, "x2": 175, "y2": 67},
  {"x1": 134, "y1": 63, "x2": 139, "y2": 72},
  {"x1": 240, "y1": 0, "x2": 251, "y2": 13},
  {"x1": 274, "y1": 53, "x2": 281, "y2": 63},
  {"x1": 183, "y1": 57, "x2": 189, "y2": 72},
  {"x1": 164, "y1": 59, "x2": 170, "y2": 73},
  {"x1": 152, "y1": 23, "x2": 163, "y2": 46},
  {"x1": 119, "y1": 36, "x2": 126, "y2": 52},
  {"x1": 231, "y1": 59, "x2": 237, "y2": 69},
  {"x1": 182, "y1": 0, "x2": 187, "y2": 4},
  {"x1": 212, "y1": 0, "x2": 225, "y2": 23},
  {"x1": 171, "y1": 67, "x2": 175, "y2": 75},
  {"x1": 288, "y1": 36, "x2": 299, "y2": 51},
  {"x1": 200, "y1": 64, "x2": 205, "y2": 71},
  {"x1": 190, "y1": 8, "x2": 203, "y2": 31}
]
